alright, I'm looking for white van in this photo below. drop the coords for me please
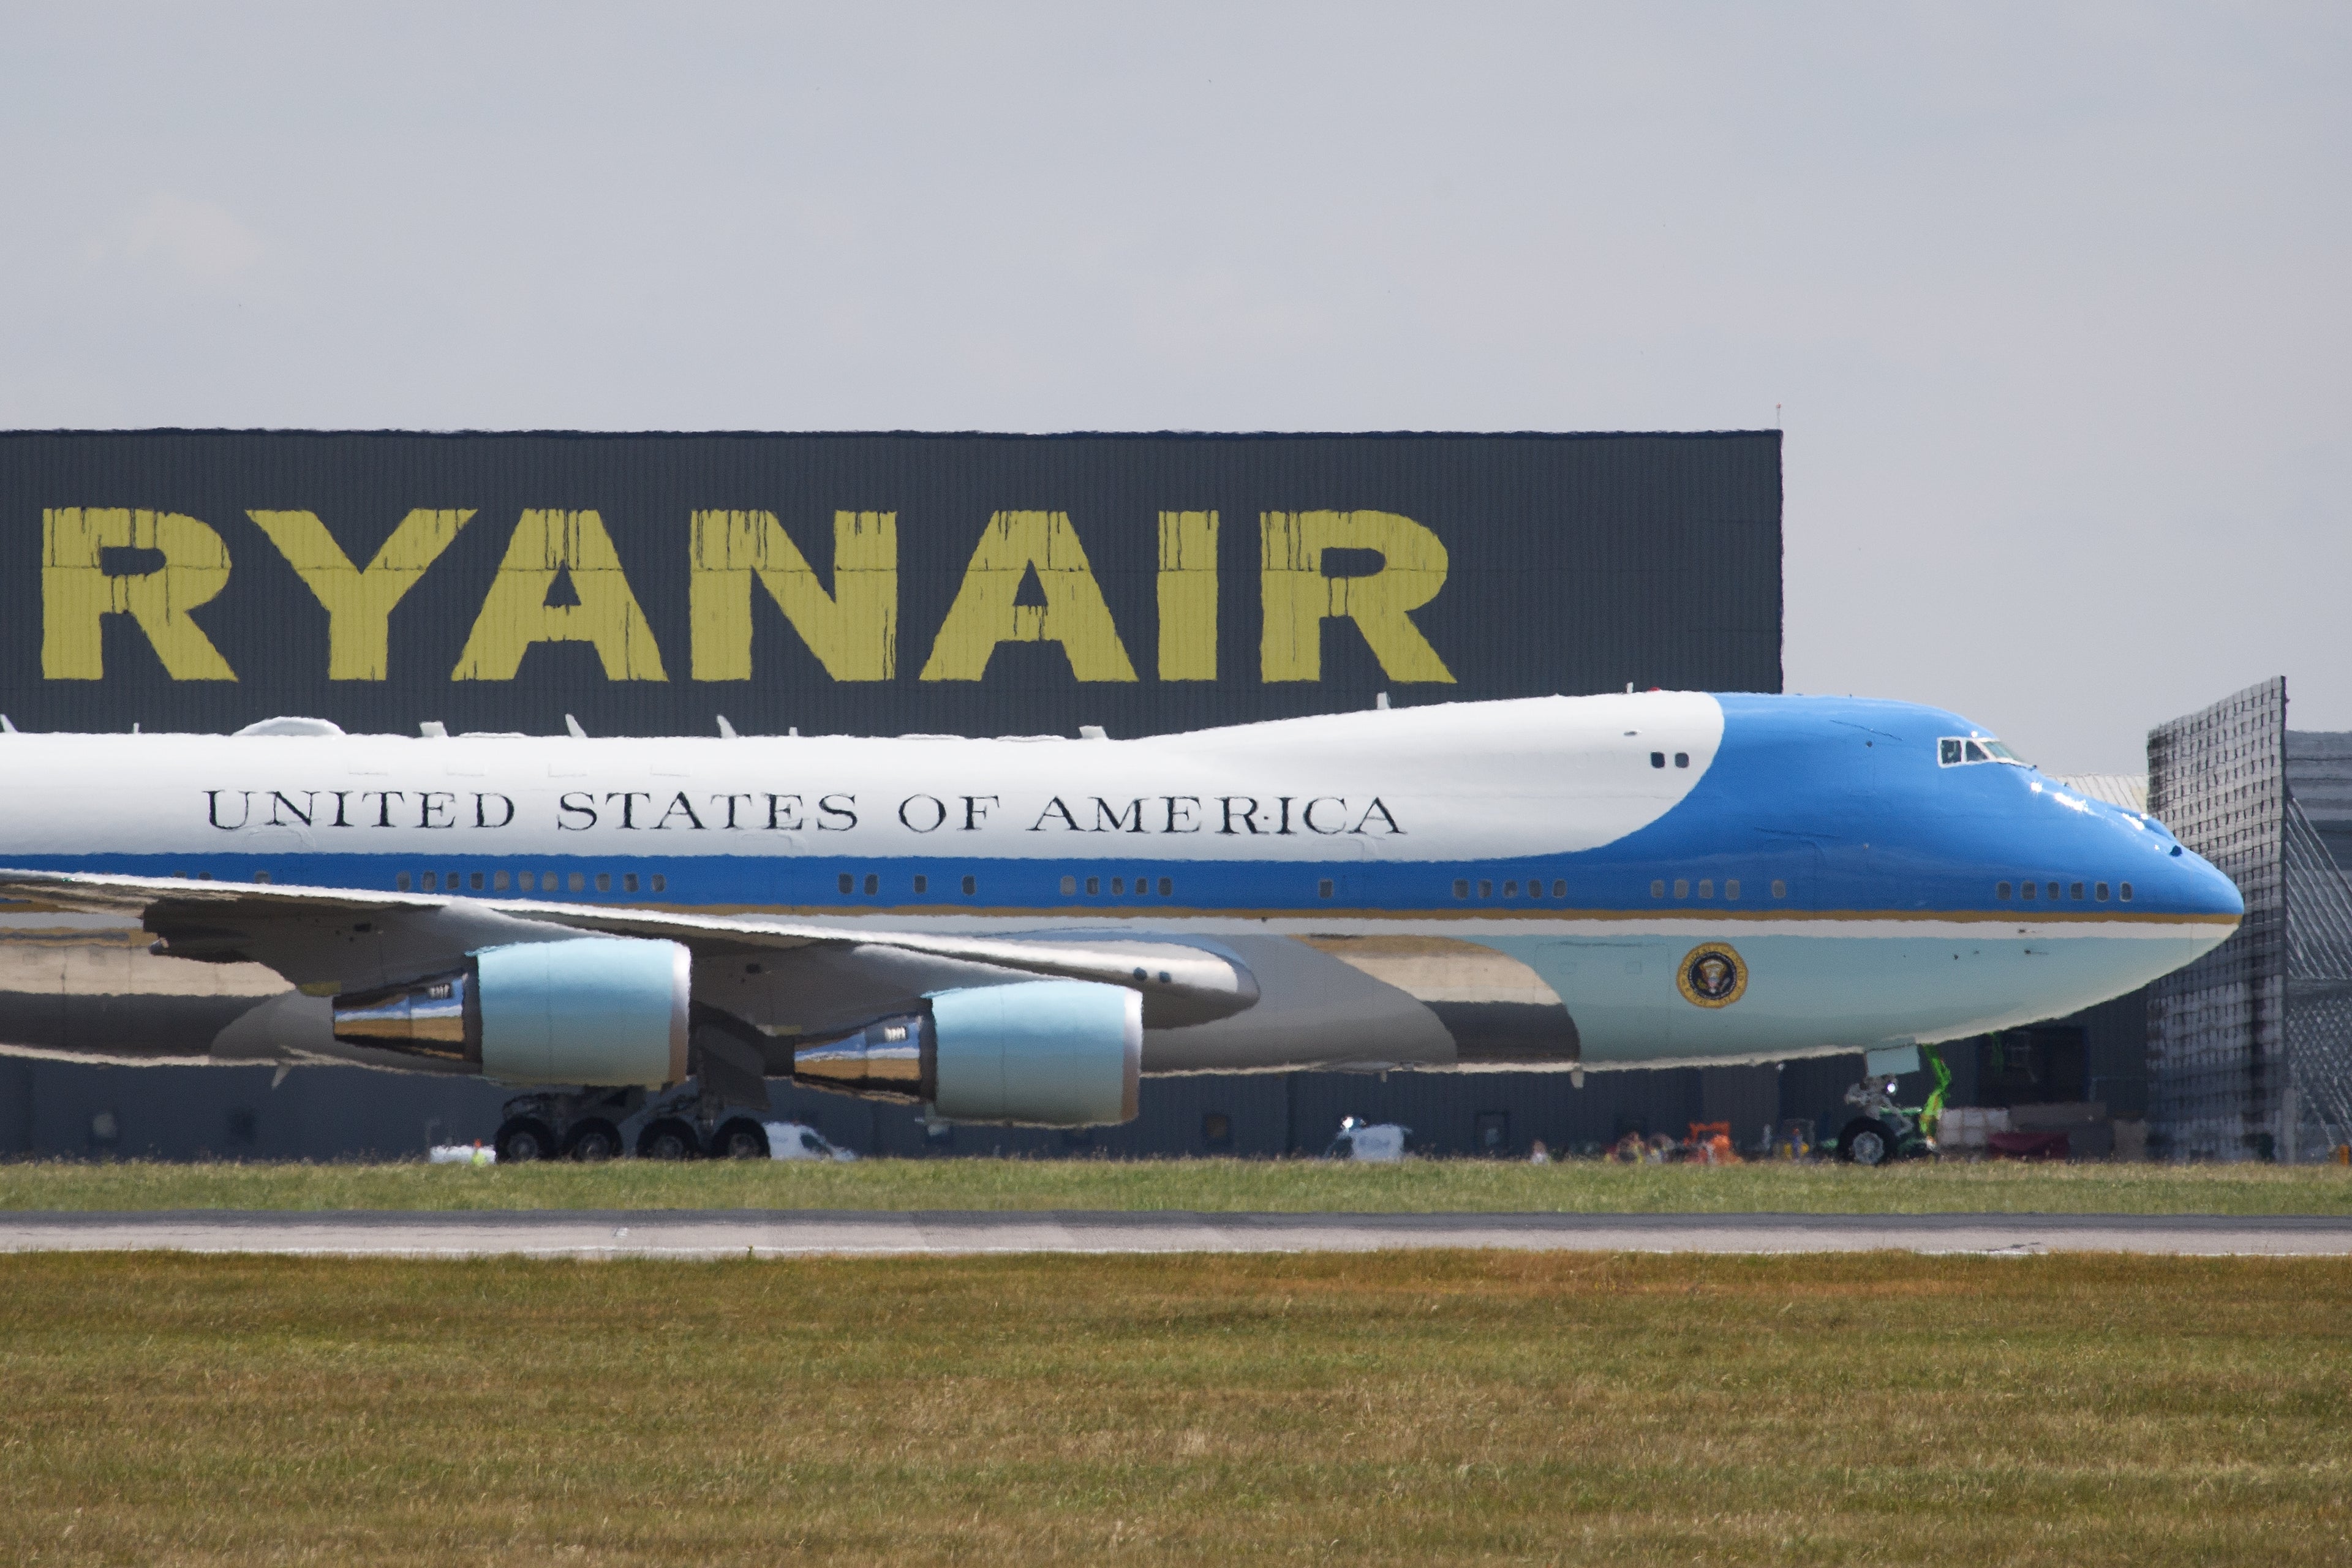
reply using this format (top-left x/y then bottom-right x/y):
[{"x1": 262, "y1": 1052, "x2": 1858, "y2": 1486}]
[
  {"x1": 1324, "y1": 1117, "x2": 1410, "y2": 1162},
  {"x1": 761, "y1": 1121, "x2": 858, "y2": 1162}
]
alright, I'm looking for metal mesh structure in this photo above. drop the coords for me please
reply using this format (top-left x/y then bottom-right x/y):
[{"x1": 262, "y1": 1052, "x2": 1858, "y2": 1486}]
[
  {"x1": 2146, "y1": 677, "x2": 2352, "y2": 1160},
  {"x1": 2147, "y1": 679, "x2": 2287, "y2": 1159},
  {"x1": 2283, "y1": 796, "x2": 2352, "y2": 1155}
]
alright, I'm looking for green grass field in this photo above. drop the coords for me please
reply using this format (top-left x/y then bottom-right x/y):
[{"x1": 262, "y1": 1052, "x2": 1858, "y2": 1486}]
[
  {"x1": 3, "y1": 1250, "x2": 2345, "y2": 1566},
  {"x1": 2, "y1": 1154, "x2": 2348, "y2": 1215}
]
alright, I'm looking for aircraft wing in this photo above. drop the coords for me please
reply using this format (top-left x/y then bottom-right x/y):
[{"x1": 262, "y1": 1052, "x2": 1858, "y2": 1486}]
[{"x1": 0, "y1": 867, "x2": 1257, "y2": 1028}]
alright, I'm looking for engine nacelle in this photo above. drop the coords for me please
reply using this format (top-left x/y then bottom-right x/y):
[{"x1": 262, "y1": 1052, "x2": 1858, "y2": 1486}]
[
  {"x1": 332, "y1": 936, "x2": 690, "y2": 1087},
  {"x1": 792, "y1": 978, "x2": 1141, "y2": 1126}
]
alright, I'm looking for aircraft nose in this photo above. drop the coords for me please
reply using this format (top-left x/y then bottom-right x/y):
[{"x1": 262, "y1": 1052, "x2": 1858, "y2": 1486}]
[{"x1": 2163, "y1": 844, "x2": 2244, "y2": 922}]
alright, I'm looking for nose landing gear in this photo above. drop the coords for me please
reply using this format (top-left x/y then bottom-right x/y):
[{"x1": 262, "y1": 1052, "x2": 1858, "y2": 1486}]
[{"x1": 1830, "y1": 1045, "x2": 1950, "y2": 1166}]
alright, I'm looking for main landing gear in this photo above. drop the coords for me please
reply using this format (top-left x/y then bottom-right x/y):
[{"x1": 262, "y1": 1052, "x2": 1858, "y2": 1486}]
[
  {"x1": 494, "y1": 1088, "x2": 642, "y2": 1163},
  {"x1": 492, "y1": 1082, "x2": 775, "y2": 1163}
]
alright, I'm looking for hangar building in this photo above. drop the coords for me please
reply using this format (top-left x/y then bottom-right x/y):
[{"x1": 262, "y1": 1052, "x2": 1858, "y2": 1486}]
[{"x1": 0, "y1": 429, "x2": 1801, "y2": 1160}]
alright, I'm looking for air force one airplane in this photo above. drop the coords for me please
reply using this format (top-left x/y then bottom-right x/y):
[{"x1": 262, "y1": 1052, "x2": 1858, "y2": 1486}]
[{"x1": 0, "y1": 691, "x2": 2239, "y2": 1159}]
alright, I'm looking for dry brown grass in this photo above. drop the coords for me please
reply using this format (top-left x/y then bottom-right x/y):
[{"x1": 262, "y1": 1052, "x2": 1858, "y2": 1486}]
[{"x1": 3, "y1": 1251, "x2": 2347, "y2": 1565}]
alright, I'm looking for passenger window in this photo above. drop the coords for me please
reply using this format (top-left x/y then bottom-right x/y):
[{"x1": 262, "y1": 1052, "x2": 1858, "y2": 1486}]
[
  {"x1": 1771, "y1": 880, "x2": 1787, "y2": 898},
  {"x1": 1697, "y1": 879, "x2": 1713, "y2": 899},
  {"x1": 2069, "y1": 881, "x2": 2084, "y2": 900},
  {"x1": 1673, "y1": 878, "x2": 1689, "y2": 898},
  {"x1": 2021, "y1": 881, "x2": 2037, "y2": 900},
  {"x1": 1502, "y1": 881, "x2": 1518, "y2": 897},
  {"x1": 839, "y1": 873, "x2": 854, "y2": 895},
  {"x1": 1650, "y1": 752, "x2": 1665, "y2": 769},
  {"x1": 1651, "y1": 880, "x2": 1665, "y2": 898},
  {"x1": 1061, "y1": 875, "x2": 1077, "y2": 895},
  {"x1": 1551, "y1": 880, "x2": 1566, "y2": 897},
  {"x1": 913, "y1": 875, "x2": 928, "y2": 894},
  {"x1": 1110, "y1": 877, "x2": 1123, "y2": 894},
  {"x1": 1940, "y1": 739, "x2": 1964, "y2": 766},
  {"x1": 2120, "y1": 882, "x2": 2133, "y2": 902},
  {"x1": 568, "y1": 872, "x2": 585, "y2": 892},
  {"x1": 1319, "y1": 879, "x2": 1334, "y2": 899},
  {"x1": 1725, "y1": 879, "x2": 1740, "y2": 900},
  {"x1": 1157, "y1": 877, "x2": 1172, "y2": 896},
  {"x1": 651, "y1": 875, "x2": 666, "y2": 893},
  {"x1": 2095, "y1": 882, "x2": 2109, "y2": 901},
  {"x1": 493, "y1": 870, "x2": 510, "y2": 892},
  {"x1": 1479, "y1": 880, "x2": 1493, "y2": 898},
  {"x1": 1086, "y1": 876, "x2": 1101, "y2": 895},
  {"x1": 421, "y1": 872, "x2": 437, "y2": 891},
  {"x1": 964, "y1": 875, "x2": 979, "y2": 895},
  {"x1": 1674, "y1": 753, "x2": 1689, "y2": 769},
  {"x1": 1997, "y1": 881, "x2": 2012, "y2": 899},
  {"x1": 470, "y1": 872, "x2": 485, "y2": 891},
  {"x1": 396, "y1": 872, "x2": 412, "y2": 891},
  {"x1": 863, "y1": 873, "x2": 879, "y2": 895},
  {"x1": 622, "y1": 873, "x2": 639, "y2": 893},
  {"x1": 597, "y1": 873, "x2": 612, "y2": 893},
  {"x1": 446, "y1": 870, "x2": 459, "y2": 891}
]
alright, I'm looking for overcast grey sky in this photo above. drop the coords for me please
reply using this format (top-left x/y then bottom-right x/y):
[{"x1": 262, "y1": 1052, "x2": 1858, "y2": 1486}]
[{"x1": 2, "y1": 4, "x2": 2343, "y2": 772}]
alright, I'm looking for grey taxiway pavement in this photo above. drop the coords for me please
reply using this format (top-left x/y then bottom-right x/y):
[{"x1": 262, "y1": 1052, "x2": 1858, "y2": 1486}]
[{"x1": 3, "y1": 1210, "x2": 2350, "y2": 1258}]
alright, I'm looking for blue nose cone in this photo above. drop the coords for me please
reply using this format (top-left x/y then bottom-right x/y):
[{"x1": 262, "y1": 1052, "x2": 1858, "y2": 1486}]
[{"x1": 2162, "y1": 842, "x2": 2245, "y2": 922}]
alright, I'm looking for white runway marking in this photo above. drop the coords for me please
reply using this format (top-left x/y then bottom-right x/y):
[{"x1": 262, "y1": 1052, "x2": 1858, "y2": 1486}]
[{"x1": 2, "y1": 1210, "x2": 2350, "y2": 1259}]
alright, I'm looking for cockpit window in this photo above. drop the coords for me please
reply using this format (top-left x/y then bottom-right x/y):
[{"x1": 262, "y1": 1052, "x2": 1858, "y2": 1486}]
[{"x1": 1940, "y1": 735, "x2": 2027, "y2": 768}]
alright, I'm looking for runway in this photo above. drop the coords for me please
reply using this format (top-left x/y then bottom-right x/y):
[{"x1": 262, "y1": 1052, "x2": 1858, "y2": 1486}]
[{"x1": 3, "y1": 1209, "x2": 2350, "y2": 1258}]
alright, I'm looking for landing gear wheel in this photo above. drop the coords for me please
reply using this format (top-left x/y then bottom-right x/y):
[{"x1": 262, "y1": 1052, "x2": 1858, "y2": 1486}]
[
  {"x1": 637, "y1": 1118, "x2": 701, "y2": 1161},
  {"x1": 1840, "y1": 1118, "x2": 1894, "y2": 1167},
  {"x1": 494, "y1": 1117, "x2": 557, "y2": 1164},
  {"x1": 565, "y1": 1118, "x2": 624, "y2": 1163},
  {"x1": 710, "y1": 1118, "x2": 770, "y2": 1159}
]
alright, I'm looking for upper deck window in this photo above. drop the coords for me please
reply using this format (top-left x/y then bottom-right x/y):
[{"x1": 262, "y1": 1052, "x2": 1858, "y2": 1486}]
[{"x1": 1939, "y1": 734, "x2": 2027, "y2": 768}]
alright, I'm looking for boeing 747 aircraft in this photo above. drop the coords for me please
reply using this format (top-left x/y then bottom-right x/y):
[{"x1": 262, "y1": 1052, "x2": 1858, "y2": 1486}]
[{"x1": 0, "y1": 692, "x2": 2240, "y2": 1159}]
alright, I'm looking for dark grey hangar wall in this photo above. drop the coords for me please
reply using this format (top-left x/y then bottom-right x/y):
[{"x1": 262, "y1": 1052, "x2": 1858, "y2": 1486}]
[{"x1": 0, "y1": 431, "x2": 1782, "y2": 737}]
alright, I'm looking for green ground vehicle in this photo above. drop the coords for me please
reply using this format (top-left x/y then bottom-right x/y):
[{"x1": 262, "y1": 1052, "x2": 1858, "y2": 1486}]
[{"x1": 1826, "y1": 1046, "x2": 1951, "y2": 1166}]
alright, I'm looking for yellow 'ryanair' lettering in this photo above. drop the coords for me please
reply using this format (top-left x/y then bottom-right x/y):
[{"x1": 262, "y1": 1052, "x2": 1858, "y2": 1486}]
[
  {"x1": 919, "y1": 511, "x2": 1138, "y2": 683},
  {"x1": 249, "y1": 508, "x2": 476, "y2": 680},
  {"x1": 37, "y1": 507, "x2": 1459, "y2": 686},
  {"x1": 452, "y1": 510, "x2": 669, "y2": 682},
  {"x1": 689, "y1": 509, "x2": 897, "y2": 682},
  {"x1": 42, "y1": 508, "x2": 238, "y2": 681}
]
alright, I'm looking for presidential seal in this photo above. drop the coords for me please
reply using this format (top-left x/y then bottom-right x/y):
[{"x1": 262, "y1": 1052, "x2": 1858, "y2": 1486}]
[{"x1": 1676, "y1": 943, "x2": 1747, "y2": 1008}]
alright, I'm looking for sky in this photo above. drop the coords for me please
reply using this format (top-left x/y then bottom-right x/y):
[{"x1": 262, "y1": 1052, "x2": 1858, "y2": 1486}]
[{"x1": 1, "y1": 3, "x2": 2344, "y2": 774}]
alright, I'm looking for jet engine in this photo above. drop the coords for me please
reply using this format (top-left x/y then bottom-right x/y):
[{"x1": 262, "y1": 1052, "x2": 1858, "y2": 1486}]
[
  {"x1": 332, "y1": 935, "x2": 691, "y2": 1087},
  {"x1": 791, "y1": 978, "x2": 1142, "y2": 1126}
]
